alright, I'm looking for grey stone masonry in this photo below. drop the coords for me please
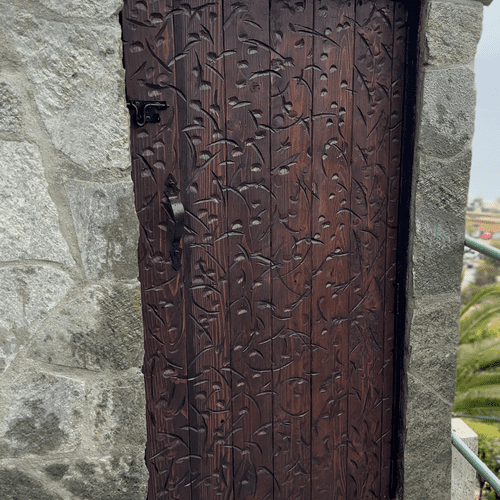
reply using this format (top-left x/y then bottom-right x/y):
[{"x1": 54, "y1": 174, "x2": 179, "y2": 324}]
[
  {"x1": 403, "y1": 0, "x2": 486, "y2": 499},
  {"x1": 0, "y1": 0, "x2": 147, "y2": 498},
  {"x1": 0, "y1": 0, "x2": 488, "y2": 498}
]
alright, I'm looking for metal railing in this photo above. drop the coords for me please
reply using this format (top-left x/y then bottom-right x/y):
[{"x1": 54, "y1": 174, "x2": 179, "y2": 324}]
[
  {"x1": 452, "y1": 430, "x2": 500, "y2": 495},
  {"x1": 465, "y1": 235, "x2": 500, "y2": 263}
]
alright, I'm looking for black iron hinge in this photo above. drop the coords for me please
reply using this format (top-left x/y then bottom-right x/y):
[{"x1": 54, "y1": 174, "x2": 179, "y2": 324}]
[{"x1": 127, "y1": 100, "x2": 168, "y2": 127}]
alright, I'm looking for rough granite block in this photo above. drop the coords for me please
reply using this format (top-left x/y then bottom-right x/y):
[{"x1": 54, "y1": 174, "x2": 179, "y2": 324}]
[
  {"x1": 0, "y1": 140, "x2": 74, "y2": 265},
  {"x1": 405, "y1": 372, "x2": 453, "y2": 500},
  {"x1": 49, "y1": 455, "x2": 147, "y2": 500},
  {"x1": 66, "y1": 180, "x2": 139, "y2": 280},
  {"x1": 412, "y1": 150, "x2": 472, "y2": 296},
  {"x1": 35, "y1": 0, "x2": 124, "y2": 19},
  {"x1": 0, "y1": 468, "x2": 63, "y2": 500},
  {"x1": 29, "y1": 281, "x2": 143, "y2": 371},
  {"x1": 419, "y1": 67, "x2": 476, "y2": 159},
  {"x1": 0, "y1": 371, "x2": 86, "y2": 457},
  {"x1": 425, "y1": 0, "x2": 483, "y2": 67},
  {"x1": 0, "y1": 266, "x2": 73, "y2": 377},
  {"x1": 88, "y1": 369, "x2": 146, "y2": 450},
  {"x1": 1, "y1": 5, "x2": 130, "y2": 177},
  {"x1": 0, "y1": 82, "x2": 21, "y2": 133}
]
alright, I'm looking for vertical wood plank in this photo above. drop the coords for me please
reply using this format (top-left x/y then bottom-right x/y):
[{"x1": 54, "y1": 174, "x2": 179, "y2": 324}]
[
  {"x1": 122, "y1": 1, "x2": 193, "y2": 498},
  {"x1": 348, "y1": 1, "x2": 395, "y2": 498},
  {"x1": 269, "y1": 2, "x2": 314, "y2": 499},
  {"x1": 310, "y1": 1, "x2": 355, "y2": 498},
  {"x1": 221, "y1": 2, "x2": 275, "y2": 499},
  {"x1": 380, "y1": 4, "x2": 408, "y2": 498},
  {"x1": 122, "y1": 0, "x2": 410, "y2": 498},
  {"x1": 170, "y1": 1, "x2": 232, "y2": 497}
]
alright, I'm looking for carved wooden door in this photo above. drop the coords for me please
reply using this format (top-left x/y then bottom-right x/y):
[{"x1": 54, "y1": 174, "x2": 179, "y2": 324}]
[{"x1": 122, "y1": 1, "x2": 409, "y2": 498}]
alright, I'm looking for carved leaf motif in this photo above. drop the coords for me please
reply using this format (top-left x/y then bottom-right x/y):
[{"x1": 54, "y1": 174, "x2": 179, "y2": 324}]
[{"x1": 122, "y1": 0, "x2": 408, "y2": 498}]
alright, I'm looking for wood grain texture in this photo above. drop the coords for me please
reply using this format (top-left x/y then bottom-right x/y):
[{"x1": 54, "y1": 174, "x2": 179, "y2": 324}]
[
  {"x1": 122, "y1": 2, "x2": 192, "y2": 498},
  {"x1": 310, "y1": 1, "x2": 354, "y2": 499},
  {"x1": 174, "y1": 1, "x2": 233, "y2": 497},
  {"x1": 269, "y1": 2, "x2": 314, "y2": 500},
  {"x1": 222, "y1": 2, "x2": 275, "y2": 499},
  {"x1": 348, "y1": 2, "x2": 395, "y2": 498},
  {"x1": 122, "y1": 1, "x2": 409, "y2": 498}
]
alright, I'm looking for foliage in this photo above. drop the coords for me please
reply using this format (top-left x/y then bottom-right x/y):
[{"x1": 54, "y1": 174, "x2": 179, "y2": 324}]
[
  {"x1": 486, "y1": 487, "x2": 498, "y2": 500},
  {"x1": 462, "y1": 321, "x2": 500, "y2": 345},
  {"x1": 460, "y1": 284, "x2": 500, "y2": 344},
  {"x1": 466, "y1": 219, "x2": 476, "y2": 235},
  {"x1": 475, "y1": 261, "x2": 500, "y2": 287},
  {"x1": 453, "y1": 337, "x2": 500, "y2": 414},
  {"x1": 462, "y1": 282, "x2": 485, "y2": 307},
  {"x1": 455, "y1": 275, "x2": 500, "y2": 492}
]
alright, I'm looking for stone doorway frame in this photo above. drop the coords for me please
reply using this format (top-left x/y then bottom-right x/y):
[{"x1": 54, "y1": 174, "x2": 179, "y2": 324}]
[{"x1": 0, "y1": 0, "x2": 488, "y2": 498}]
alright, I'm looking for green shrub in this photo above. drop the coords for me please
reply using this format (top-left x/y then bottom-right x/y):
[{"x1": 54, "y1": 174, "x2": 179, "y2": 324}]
[
  {"x1": 460, "y1": 284, "x2": 500, "y2": 344},
  {"x1": 462, "y1": 282, "x2": 483, "y2": 307},
  {"x1": 475, "y1": 260, "x2": 500, "y2": 288},
  {"x1": 455, "y1": 280, "x2": 500, "y2": 490},
  {"x1": 453, "y1": 337, "x2": 500, "y2": 415}
]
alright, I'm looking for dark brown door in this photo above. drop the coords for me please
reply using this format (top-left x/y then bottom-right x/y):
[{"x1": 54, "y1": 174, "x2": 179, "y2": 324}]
[{"x1": 122, "y1": 1, "x2": 408, "y2": 498}]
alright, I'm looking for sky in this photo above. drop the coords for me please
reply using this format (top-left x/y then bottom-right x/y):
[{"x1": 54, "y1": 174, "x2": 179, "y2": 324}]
[{"x1": 468, "y1": 0, "x2": 500, "y2": 203}]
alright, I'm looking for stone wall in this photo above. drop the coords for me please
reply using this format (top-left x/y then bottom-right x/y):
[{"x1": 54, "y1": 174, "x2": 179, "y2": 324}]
[
  {"x1": 0, "y1": 0, "x2": 147, "y2": 498},
  {"x1": 403, "y1": 0, "x2": 487, "y2": 499},
  {"x1": 0, "y1": 0, "x2": 489, "y2": 498}
]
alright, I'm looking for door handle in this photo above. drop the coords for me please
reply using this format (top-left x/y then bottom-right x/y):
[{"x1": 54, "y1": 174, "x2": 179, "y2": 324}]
[{"x1": 164, "y1": 173, "x2": 185, "y2": 271}]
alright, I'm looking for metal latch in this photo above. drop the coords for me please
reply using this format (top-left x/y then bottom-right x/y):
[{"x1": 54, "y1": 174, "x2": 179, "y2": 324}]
[{"x1": 127, "y1": 100, "x2": 168, "y2": 127}]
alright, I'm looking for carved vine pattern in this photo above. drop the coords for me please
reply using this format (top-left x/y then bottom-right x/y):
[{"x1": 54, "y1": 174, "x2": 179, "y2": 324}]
[{"x1": 122, "y1": 0, "x2": 408, "y2": 498}]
